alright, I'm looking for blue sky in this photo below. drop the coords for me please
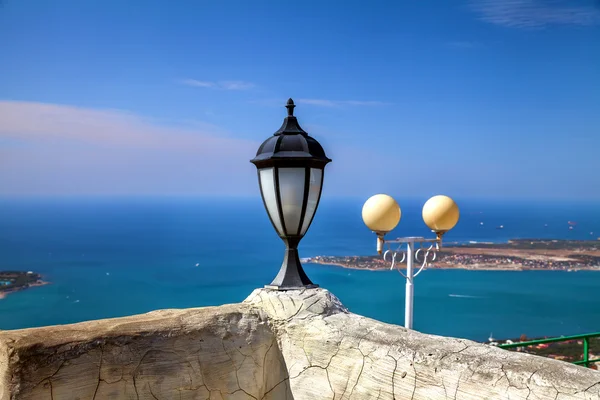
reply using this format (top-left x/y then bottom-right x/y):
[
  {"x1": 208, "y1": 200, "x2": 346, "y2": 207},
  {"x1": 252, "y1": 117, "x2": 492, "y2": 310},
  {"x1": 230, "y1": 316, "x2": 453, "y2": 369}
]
[{"x1": 1, "y1": 0, "x2": 599, "y2": 199}]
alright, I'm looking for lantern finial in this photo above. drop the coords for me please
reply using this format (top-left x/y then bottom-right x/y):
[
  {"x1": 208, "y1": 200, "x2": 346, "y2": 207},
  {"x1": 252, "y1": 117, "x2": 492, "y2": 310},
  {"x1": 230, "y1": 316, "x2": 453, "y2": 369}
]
[{"x1": 286, "y1": 98, "x2": 295, "y2": 116}]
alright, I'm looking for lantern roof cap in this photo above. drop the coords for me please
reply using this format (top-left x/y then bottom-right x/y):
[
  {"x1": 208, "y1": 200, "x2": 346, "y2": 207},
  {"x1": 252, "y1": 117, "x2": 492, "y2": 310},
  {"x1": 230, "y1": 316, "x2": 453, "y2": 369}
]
[
  {"x1": 251, "y1": 98, "x2": 331, "y2": 168},
  {"x1": 273, "y1": 98, "x2": 307, "y2": 136}
]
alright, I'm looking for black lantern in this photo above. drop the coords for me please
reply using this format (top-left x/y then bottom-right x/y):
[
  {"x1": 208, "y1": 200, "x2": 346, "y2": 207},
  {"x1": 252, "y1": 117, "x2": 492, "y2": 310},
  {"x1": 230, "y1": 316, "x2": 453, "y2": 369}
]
[{"x1": 251, "y1": 98, "x2": 331, "y2": 290}]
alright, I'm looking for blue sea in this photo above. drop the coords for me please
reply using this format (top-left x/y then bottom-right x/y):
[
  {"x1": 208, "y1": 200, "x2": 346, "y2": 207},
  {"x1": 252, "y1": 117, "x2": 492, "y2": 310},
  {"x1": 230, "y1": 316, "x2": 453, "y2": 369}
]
[{"x1": 1, "y1": 196, "x2": 599, "y2": 342}]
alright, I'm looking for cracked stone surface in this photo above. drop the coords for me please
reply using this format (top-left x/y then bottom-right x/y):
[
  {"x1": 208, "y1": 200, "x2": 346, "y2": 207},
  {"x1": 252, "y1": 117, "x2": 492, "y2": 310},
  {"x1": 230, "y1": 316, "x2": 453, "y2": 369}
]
[{"x1": 0, "y1": 288, "x2": 599, "y2": 399}]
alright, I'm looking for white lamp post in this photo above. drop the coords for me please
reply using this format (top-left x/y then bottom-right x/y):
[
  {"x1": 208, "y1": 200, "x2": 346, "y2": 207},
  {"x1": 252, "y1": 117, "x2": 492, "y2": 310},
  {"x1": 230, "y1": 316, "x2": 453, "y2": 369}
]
[{"x1": 362, "y1": 194, "x2": 460, "y2": 329}]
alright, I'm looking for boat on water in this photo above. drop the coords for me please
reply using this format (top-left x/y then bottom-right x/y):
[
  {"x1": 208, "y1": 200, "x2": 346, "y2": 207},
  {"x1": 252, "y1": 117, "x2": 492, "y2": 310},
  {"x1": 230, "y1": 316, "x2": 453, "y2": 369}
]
[{"x1": 496, "y1": 225, "x2": 504, "y2": 230}]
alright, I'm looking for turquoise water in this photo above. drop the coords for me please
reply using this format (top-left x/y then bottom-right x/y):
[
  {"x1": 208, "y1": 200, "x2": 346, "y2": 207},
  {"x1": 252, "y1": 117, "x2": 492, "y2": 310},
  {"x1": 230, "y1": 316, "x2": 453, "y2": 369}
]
[{"x1": 0, "y1": 196, "x2": 599, "y2": 341}]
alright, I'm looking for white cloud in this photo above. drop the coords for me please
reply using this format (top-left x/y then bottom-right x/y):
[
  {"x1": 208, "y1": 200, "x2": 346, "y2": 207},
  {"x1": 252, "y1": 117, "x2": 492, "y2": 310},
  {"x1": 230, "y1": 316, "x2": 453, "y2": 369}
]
[
  {"x1": 180, "y1": 79, "x2": 255, "y2": 90},
  {"x1": 470, "y1": 0, "x2": 600, "y2": 28},
  {"x1": 181, "y1": 79, "x2": 215, "y2": 88},
  {"x1": 296, "y1": 99, "x2": 391, "y2": 108},
  {"x1": 0, "y1": 101, "x2": 259, "y2": 196},
  {"x1": 296, "y1": 99, "x2": 338, "y2": 107},
  {"x1": 447, "y1": 41, "x2": 482, "y2": 49},
  {"x1": 219, "y1": 81, "x2": 255, "y2": 90}
]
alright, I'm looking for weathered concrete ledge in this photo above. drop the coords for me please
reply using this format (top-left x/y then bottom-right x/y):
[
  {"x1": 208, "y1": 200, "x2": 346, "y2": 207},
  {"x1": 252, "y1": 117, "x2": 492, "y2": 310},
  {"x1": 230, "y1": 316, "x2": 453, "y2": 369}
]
[{"x1": 0, "y1": 288, "x2": 598, "y2": 399}]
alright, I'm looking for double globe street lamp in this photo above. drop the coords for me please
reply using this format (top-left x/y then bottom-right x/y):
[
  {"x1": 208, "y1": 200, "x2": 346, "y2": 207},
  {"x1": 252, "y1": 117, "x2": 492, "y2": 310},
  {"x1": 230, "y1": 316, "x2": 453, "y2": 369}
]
[
  {"x1": 362, "y1": 194, "x2": 460, "y2": 329},
  {"x1": 251, "y1": 99, "x2": 331, "y2": 290}
]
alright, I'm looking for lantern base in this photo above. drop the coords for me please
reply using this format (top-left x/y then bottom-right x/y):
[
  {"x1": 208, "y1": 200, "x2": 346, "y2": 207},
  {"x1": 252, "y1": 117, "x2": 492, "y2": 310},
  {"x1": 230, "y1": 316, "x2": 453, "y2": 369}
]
[
  {"x1": 265, "y1": 241, "x2": 318, "y2": 291},
  {"x1": 264, "y1": 283, "x2": 319, "y2": 291}
]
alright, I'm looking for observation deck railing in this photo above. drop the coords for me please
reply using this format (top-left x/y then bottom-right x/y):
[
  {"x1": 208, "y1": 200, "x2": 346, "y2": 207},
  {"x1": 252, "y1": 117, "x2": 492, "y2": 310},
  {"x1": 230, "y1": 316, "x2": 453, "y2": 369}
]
[{"x1": 498, "y1": 332, "x2": 600, "y2": 368}]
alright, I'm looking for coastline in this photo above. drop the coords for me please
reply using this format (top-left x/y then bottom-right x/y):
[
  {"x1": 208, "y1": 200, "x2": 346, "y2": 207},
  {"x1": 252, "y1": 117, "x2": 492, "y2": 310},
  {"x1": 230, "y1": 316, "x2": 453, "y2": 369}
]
[
  {"x1": 0, "y1": 280, "x2": 50, "y2": 300},
  {"x1": 307, "y1": 261, "x2": 387, "y2": 272},
  {"x1": 306, "y1": 260, "x2": 520, "y2": 272},
  {"x1": 304, "y1": 239, "x2": 600, "y2": 272},
  {"x1": 307, "y1": 260, "x2": 600, "y2": 272}
]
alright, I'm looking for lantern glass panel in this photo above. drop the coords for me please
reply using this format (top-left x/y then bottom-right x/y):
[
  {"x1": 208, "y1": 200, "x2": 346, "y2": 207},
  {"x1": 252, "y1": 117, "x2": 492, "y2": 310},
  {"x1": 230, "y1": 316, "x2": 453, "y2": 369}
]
[
  {"x1": 300, "y1": 168, "x2": 323, "y2": 236},
  {"x1": 259, "y1": 167, "x2": 284, "y2": 236},
  {"x1": 278, "y1": 167, "x2": 306, "y2": 236}
]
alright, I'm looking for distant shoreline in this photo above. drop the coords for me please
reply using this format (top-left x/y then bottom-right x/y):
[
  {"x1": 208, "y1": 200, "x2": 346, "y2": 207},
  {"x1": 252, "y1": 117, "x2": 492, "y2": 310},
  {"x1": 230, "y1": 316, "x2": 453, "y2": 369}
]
[
  {"x1": 307, "y1": 260, "x2": 597, "y2": 272},
  {"x1": 0, "y1": 280, "x2": 50, "y2": 300},
  {"x1": 304, "y1": 238, "x2": 600, "y2": 272}
]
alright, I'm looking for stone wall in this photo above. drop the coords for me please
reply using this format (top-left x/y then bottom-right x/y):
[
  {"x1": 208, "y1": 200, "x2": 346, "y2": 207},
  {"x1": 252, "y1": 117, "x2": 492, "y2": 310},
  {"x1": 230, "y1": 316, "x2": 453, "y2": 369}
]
[
  {"x1": 1, "y1": 288, "x2": 599, "y2": 399},
  {"x1": 0, "y1": 304, "x2": 290, "y2": 400}
]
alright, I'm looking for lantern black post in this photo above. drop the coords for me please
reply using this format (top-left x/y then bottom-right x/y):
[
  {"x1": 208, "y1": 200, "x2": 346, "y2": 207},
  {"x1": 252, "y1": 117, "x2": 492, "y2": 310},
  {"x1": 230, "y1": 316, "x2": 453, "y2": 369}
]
[{"x1": 251, "y1": 98, "x2": 331, "y2": 290}]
